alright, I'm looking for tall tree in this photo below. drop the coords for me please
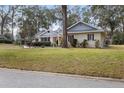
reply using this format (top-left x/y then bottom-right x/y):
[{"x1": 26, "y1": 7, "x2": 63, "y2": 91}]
[
  {"x1": 10, "y1": 5, "x2": 19, "y2": 41},
  {"x1": 67, "y1": 13, "x2": 79, "y2": 27},
  {"x1": 62, "y1": 5, "x2": 68, "y2": 48},
  {"x1": 0, "y1": 6, "x2": 11, "y2": 35},
  {"x1": 67, "y1": 6, "x2": 82, "y2": 27},
  {"x1": 116, "y1": 6, "x2": 124, "y2": 32},
  {"x1": 91, "y1": 5, "x2": 120, "y2": 37},
  {"x1": 18, "y1": 6, "x2": 56, "y2": 42},
  {"x1": 82, "y1": 6, "x2": 92, "y2": 24}
]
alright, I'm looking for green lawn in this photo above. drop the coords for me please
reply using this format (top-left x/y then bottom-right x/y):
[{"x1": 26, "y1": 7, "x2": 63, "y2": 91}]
[{"x1": 0, "y1": 44, "x2": 124, "y2": 79}]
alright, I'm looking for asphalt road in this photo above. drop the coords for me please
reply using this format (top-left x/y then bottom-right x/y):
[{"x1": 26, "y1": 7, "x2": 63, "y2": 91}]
[{"x1": 0, "y1": 68, "x2": 124, "y2": 88}]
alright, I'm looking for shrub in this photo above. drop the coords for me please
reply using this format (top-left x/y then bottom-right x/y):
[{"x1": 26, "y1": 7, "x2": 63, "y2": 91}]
[
  {"x1": 112, "y1": 32, "x2": 124, "y2": 45},
  {"x1": 112, "y1": 34, "x2": 120, "y2": 44},
  {"x1": 70, "y1": 39, "x2": 77, "y2": 47},
  {"x1": 21, "y1": 39, "x2": 26, "y2": 45},
  {"x1": 4, "y1": 33, "x2": 13, "y2": 40},
  {"x1": 51, "y1": 42, "x2": 57, "y2": 47},
  {"x1": 35, "y1": 38, "x2": 39, "y2": 42},
  {"x1": 14, "y1": 40, "x2": 21, "y2": 45},
  {"x1": 80, "y1": 39, "x2": 88, "y2": 48},
  {"x1": 31, "y1": 41, "x2": 51, "y2": 47},
  {"x1": 76, "y1": 41, "x2": 80, "y2": 48},
  {"x1": 104, "y1": 39, "x2": 110, "y2": 47},
  {"x1": 26, "y1": 41, "x2": 32, "y2": 46},
  {"x1": 0, "y1": 35, "x2": 12, "y2": 44},
  {"x1": 95, "y1": 40, "x2": 100, "y2": 48},
  {"x1": 0, "y1": 39, "x2": 12, "y2": 44},
  {"x1": 43, "y1": 41, "x2": 51, "y2": 46},
  {"x1": 59, "y1": 38, "x2": 64, "y2": 47}
]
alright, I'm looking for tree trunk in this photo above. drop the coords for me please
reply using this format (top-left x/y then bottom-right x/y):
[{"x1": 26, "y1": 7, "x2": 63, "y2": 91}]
[
  {"x1": 109, "y1": 29, "x2": 113, "y2": 40},
  {"x1": 1, "y1": 18, "x2": 5, "y2": 35},
  {"x1": 62, "y1": 5, "x2": 68, "y2": 48},
  {"x1": 1, "y1": 23, "x2": 3, "y2": 35},
  {"x1": 11, "y1": 10, "x2": 14, "y2": 41},
  {"x1": 0, "y1": 6, "x2": 11, "y2": 35},
  {"x1": 122, "y1": 21, "x2": 124, "y2": 32},
  {"x1": 123, "y1": 25, "x2": 124, "y2": 32}
]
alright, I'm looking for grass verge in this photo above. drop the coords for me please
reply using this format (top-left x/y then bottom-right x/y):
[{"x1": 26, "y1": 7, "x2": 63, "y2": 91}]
[{"x1": 0, "y1": 44, "x2": 124, "y2": 79}]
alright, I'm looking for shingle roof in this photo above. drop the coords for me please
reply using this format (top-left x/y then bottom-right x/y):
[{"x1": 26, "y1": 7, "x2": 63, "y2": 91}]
[
  {"x1": 35, "y1": 29, "x2": 62, "y2": 38},
  {"x1": 67, "y1": 21, "x2": 104, "y2": 33}
]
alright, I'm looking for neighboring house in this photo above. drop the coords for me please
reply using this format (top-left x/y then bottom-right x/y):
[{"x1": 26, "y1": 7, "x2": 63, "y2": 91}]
[
  {"x1": 67, "y1": 21, "x2": 107, "y2": 48},
  {"x1": 34, "y1": 28, "x2": 62, "y2": 45}
]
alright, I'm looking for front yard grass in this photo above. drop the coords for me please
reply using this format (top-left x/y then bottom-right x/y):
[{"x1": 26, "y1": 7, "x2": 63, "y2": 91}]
[{"x1": 0, "y1": 44, "x2": 124, "y2": 79}]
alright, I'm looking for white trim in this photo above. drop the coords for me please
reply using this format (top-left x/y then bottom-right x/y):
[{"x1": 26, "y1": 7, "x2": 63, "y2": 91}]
[
  {"x1": 67, "y1": 21, "x2": 99, "y2": 30},
  {"x1": 67, "y1": 30, "x2": 105, "y2": 34}
]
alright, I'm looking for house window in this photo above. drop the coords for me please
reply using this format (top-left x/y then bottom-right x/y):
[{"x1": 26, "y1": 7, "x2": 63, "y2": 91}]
[
  {"x1": 87, "y1": 34, "x2": 94, "y2": 41},
  {"x1": 41, "y1": 37, "x2": 50, "y2": 42}
]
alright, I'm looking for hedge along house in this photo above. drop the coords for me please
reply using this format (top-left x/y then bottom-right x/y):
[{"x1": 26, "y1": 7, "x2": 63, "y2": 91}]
[{"x1": 67, "y1": 21, "x2": 107, "y2": 48}]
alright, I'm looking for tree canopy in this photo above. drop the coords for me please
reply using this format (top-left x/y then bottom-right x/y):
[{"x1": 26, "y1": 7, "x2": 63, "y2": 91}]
[{"x1": 0, "y1": 5, "x2": 123, "y2": 41}]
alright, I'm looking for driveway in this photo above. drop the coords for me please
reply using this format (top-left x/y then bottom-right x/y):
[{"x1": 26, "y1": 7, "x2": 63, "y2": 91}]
[{"x1": 0, "y1": 68, "x2": 124, "y2": 88}]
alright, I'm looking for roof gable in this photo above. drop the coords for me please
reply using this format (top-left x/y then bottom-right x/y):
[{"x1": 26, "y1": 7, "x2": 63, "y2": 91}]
[
  {"x1": 67, "y1": 21, "x2": 98, "y2": 32},
  {"x1": 35, "y1": 30, "x2": 62, "y2": 38}
]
